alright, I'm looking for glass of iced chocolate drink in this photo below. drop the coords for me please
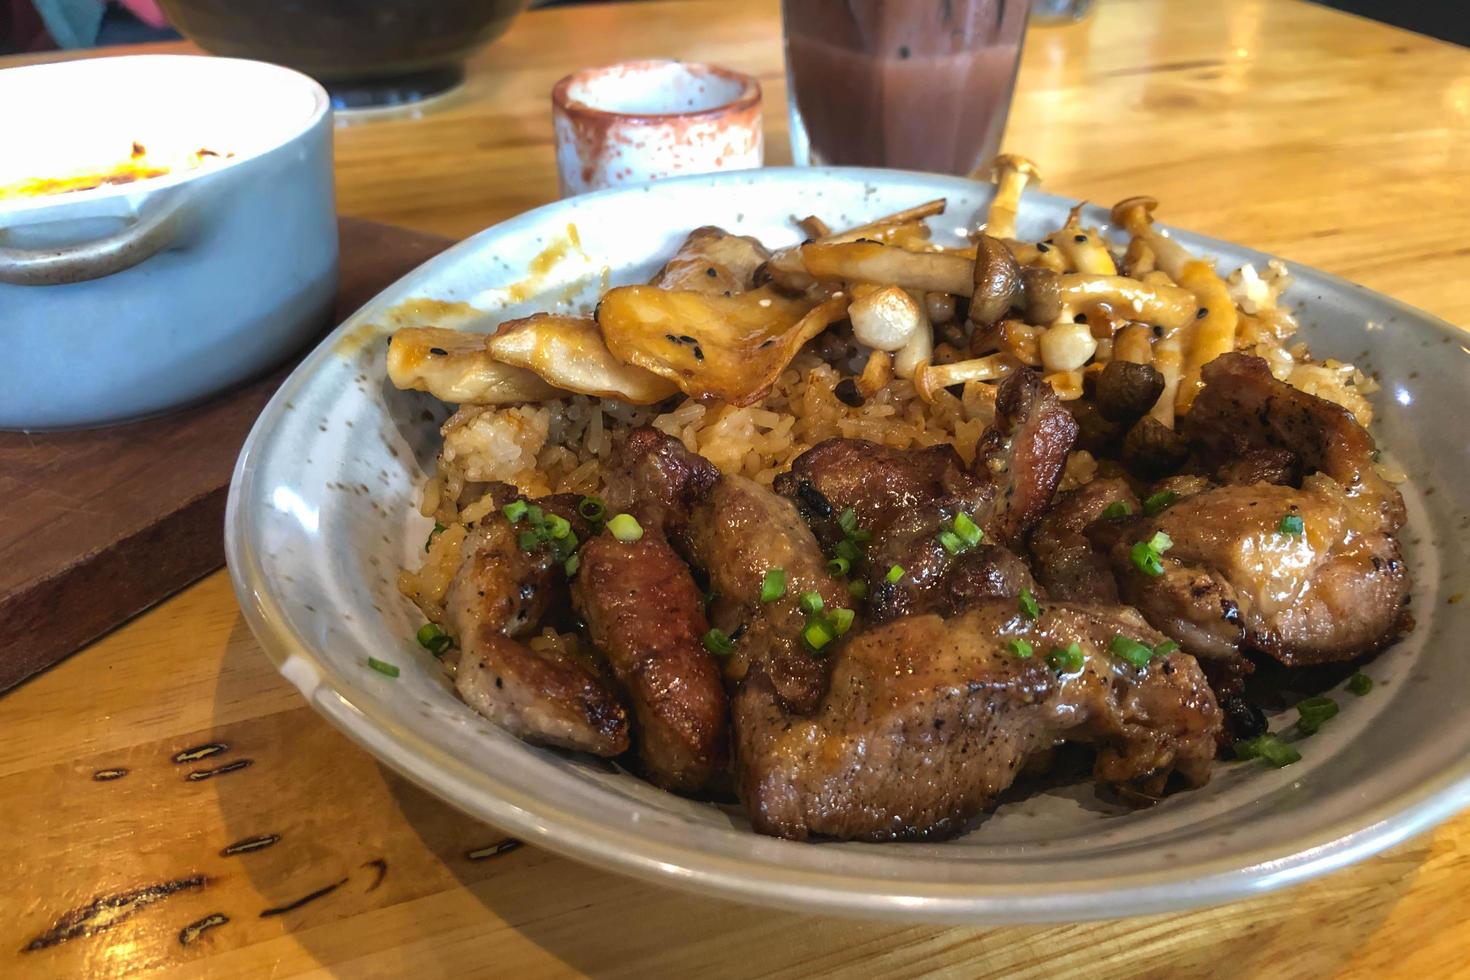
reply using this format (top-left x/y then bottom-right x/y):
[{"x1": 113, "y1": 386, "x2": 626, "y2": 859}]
[{"x1": 782, "y1": 0, "x2": 1032, "y2": 175}]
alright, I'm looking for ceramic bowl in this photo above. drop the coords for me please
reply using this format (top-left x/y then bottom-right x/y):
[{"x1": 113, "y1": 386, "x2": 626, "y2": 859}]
[
  {"x1": 552, "y1": 60, "x2": 762, "y2": 197},
  {"x1": 0, "y1": 55, "x2": 337, "y2": 430},
  {"x1": 226, "y1": 168, "x2": 1470, "y2": 923}
]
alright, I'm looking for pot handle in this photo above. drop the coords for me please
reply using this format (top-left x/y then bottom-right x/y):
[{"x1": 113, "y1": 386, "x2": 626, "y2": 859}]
[{"x1": 0, "y1": 187, "x2": 198, "y2": 286}]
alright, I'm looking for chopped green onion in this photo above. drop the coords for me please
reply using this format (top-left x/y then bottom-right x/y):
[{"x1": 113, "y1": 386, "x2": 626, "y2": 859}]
[
  {"x1": 1279, "y1": 513, "x2": 1304, "y2": 536},
  {"x1": 953, "y1": 512, "x2": 984, "y2": 548},
  {"x1": 563, "y1": 553, "x2": 580, "y2": 576},
  {"x1": 1152, "y1": 639, "x2": 1180, "y2": 657},
  {"x1": 760, "y1": 568, "x2": 787, "y2": 603},
  {"x1": 577, "y1": 496, "x2": 606, "y2": 521},
  {"x1": 518, "y1": 529, "x2": 542, "y2": 552},
  {"x1": 1347, "y1": 673, "x2": 1373, "y2": 696},
  {"x1": 502, "y1": 500, "x2": 529, "y2": 522},
  {"x1": 937, "y1": 530, "x2": 965, "y2": 554},
  {"x1": 525, "y1": 504, "x2": 545, "y2": 526},
  {"x1": 703, "y1": 628, "x2": 735, "y2": 656},
  {"x1": 425, "y1": 521, "x2": 447, "y2": 552},
  {"x1": 367, "y1": 657, "x2": 400, "y2": 678},
  {"x1": 1100, "y1": 500, "x2": 1132, "y2": 520},
  {"x1": 545, "y1": 514, "x2": 572, "y2": 540},
  {"x1": 799, "y1": 591, "x2": 824, "y2": 615},
  {"x1": 1147, "y1": 530, "x2": 1174, "y2": 553},
  {"x1": 1110, "y1": 634, "x2": 1154, "y2": 667},
  {"x1": 1047, "y1": 642, "x2": 1085, "y2": 675},
  {"x1": 607, "y1": 513, "x2": 643, "y2": 542},
  {"x1": 850, "y1": 527, "x2": 873, "y2": 544},
  {"x1": 1234, "y1": 733, "x2": 1301, "y2": 768},
  {"x1": 827, "y1": 557, "x2": 850, "y2": 577},
  {"x1": 416, "y1": 623, "x2": 453, "y2": 657},
  {"x1": 837, "y1": 507, "x2": 860, "y2": 536},
  {"x1": 834, "y1": 538, "x2": 863, "y2": 563},
  {"x1": 831, "y1": 607, "x2": 855, "y2": 635},
  {"x1": 848, "y1": 578, "x2": 869, "y2": 599},
  {"x1": 1143, "y1": 490, "x2": 1179, "y2": 515},
  {"x1": 1296, "y1": 695, "x2": 1340, "y2": 735},
  {"x1": 1007, "y1": 638, "x2": 1034, "y2": 659},
  {"x1": 802, "y1": 618, "x2": 836, "y2": 652},
  {"x1": 885, "y1": 564, "x2": 905, "y2": 584},
  {"x1": 1130, "y1": 540, "x2": 1166, "y2": 577},
  {"x1": 1018, "y1": 587, "x2": 1040, "y2": 620}
]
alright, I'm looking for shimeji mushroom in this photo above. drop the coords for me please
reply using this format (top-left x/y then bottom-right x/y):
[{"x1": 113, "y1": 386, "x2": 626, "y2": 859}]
[
  {"x1": 760, "y1": 200, "x2": 949, "y2": 292},
  {"x1": 798, "y1": 240, "x2": 974, "y2": 296},
  {"x1": 848, "y1": 285, "x2": 933, "y2": 380},
  {"x1": 967, "y1": 234, "x2": 1024, "y2": 329},
  {"x1": 1111, "y1": 195, "x2": 1239, "y2": 415},
  {"x1": 1043, "y1": 205, "x2": 1118, "y2": 275},
  {"x1": 1020, "y1": 267, "x2": 1198, "y2": 330},
  {"x1": 387, "y1": 326, "x2": 561, "y2": 404},
  {"x1": 914, "y1": 352, "x2": 1022, "y2": 403},
  {"x1": 982, "y1": 154, "x2": 1041, "y2": 241}
]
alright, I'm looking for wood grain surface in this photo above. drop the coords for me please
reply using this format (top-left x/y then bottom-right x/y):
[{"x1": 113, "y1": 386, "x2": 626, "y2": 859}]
[
  {"x1": 0, "y1": 219, "x2": 451, "y2": 694},
  {"x1": 4, "y1": 1, "x2": 1470, "y2": 977}
]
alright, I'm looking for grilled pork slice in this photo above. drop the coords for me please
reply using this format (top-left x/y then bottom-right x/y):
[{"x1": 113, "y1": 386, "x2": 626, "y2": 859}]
[
  {"x1": 1102, "y1": 480, "x2": 1410, "y2": 666},
  {"x1": 1029, "y1": 477, "x2": 1137, "y2": 604},
  {"x1": 734, "y1": 599, "x2": 1221, "y2": 841},
  {"x1": 776, "y1": 368, "x2": 1078, "y2": 621},
  {"x1": 445, "y1": 515, "x2": 629, "y2": 755},
  {"x1": 573, "y1": 530, "x2": 729, "y2": 791},
  {"x1": 688, "y1": 475, "x2": 852, "y2": 714},
  {"x1": 1184, "y1": 352, "x2": 1404, "y2": 533}
]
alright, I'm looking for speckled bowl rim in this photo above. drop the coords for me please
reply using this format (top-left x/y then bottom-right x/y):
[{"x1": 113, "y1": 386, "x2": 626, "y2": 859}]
[
  {"x1": 226, "y1": 167, "x2": 1470, "y2": 923},
  {"x1": 551, "y1": 59, "x2": 762, "y2": 124}
]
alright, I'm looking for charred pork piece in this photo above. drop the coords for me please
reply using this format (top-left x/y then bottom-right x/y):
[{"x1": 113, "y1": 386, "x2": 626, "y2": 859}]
[
  {"x1": 1216, "y1": 448, "x2": 1302, "y2": 488},
  {"x1": 688, "y1": 476, "x2": 851, "y2": 713},
  {"x1": 1121, "y1": 415, "x2": 1190, "y2": 479},
  {"x1": 574, "y1": 529, "x2": 729, "y2": 791},
  {"x1": 976, "y1": 369, "x2": 1081, "y2": 546},
  {"x1": 446, "y1": 516, "x2": 629, "y2": 755},
  {"x1": 1184, "y1": 352, "x2": 1404, "y2": 533},
  {"x1": 1029, "y1": 477, "x2": 1138, "y2": 604},
  {"x1": 604, "y1": 426, "x2": 721, "y2": 541},
  {"x1": 735, "y1": 599, "x2": 1220, "y2": 841},
  {"x1": 1103, "y1": 481, "x2": 1410, "y2": 666}
]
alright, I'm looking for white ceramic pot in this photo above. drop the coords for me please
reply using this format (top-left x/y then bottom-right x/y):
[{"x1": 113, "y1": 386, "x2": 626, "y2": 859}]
[{"x1": 0, "y1": 55, "x2": 338, "y2": 430}]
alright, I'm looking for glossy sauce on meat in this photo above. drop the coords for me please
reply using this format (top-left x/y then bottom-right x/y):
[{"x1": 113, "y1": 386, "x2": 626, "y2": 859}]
[{"x1": 735, "y1": 600, "x2": 1220, "y2": 841}]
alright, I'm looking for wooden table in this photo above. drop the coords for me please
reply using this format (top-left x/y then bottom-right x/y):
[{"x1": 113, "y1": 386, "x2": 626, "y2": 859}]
[{"x1": 5, "y1": 1, "x2": 1470, "y2": 976}]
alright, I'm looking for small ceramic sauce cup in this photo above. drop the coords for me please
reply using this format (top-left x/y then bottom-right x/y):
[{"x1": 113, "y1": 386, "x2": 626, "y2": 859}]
[{"x1": 552, "y1": 60, "x2": 762, "y2": 197}]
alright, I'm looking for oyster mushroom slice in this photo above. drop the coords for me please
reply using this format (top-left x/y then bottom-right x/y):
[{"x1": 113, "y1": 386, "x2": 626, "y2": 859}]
[
  {"x1": 387, "y1": 326, "x2": 561, "y2": 405},
  {"x1": 485, "y1": 314, "x2": 678, "y2": 405},
  {"x1": 597, "y1": 284, "x2": 848, "y2": 406}
]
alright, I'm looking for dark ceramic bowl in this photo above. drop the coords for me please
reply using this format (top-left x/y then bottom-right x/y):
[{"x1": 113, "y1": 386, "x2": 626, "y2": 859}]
[{"x1": 159, "y1": 0, "x2": 530, "y2": 108}]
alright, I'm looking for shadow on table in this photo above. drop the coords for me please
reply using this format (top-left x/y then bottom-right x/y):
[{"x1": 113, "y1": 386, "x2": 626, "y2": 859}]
[{"x1": 211, "y1": 615, "x2": 1420, "y2": 977}]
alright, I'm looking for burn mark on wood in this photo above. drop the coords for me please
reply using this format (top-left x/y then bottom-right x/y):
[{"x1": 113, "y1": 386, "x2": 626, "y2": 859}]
[
  {"x1": 185, "y1": 759, "x2": 253, "y2": 782},
  {"x1": 259, "y1": 878, "x2": 348, "y2": 918},
  {"x1": 178, "y1": 913, "x2": 229, "y2": 947},
  {"x1": 465, "y1": 839, "x2": 522, "y2": 861},
  {"x1": 220, "y1": 834, "x2": 280, "y2": 857},
  {"x1": 362, "y1": 859, "x2": 388, "y2": 891},
  {"x1": 91, "y1": 768, "x2": 129, "y2": 781},
  {"x1": 172, "y1": 743, "x2": 228, "y2": 764},
  {"x1": 23, "y1": 875, "x2": 209, "y2": 952}
]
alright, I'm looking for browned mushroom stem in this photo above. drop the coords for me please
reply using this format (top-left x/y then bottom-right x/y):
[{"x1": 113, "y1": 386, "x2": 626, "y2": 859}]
[
  {"x1": 1021, "y1": 268, "x2": 1198, "y2": 330},
  {"x1": 967, "y1": 234, "x2": 1023, "y2": 329},
  {"x1": 983, "y1": 154, "x2": 1041, "y2": 240},
  {"x1": 914, "y1": 353, "x2": 1021, "y2": 402},
  {"x1": 1110, "y1": 196, "x2": 1193, "y2": 281}
]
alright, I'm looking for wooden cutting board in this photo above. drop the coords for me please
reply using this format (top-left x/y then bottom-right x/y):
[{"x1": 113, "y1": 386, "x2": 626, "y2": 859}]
[{"x1": 0, "y1": 217, "x2": 453, "y2": 694}]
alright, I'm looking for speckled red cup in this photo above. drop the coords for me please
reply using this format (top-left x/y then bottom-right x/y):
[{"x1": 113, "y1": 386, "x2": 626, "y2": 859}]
[{"x1": 551, "y1": 60, "x2": 763, "y2": 197}]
